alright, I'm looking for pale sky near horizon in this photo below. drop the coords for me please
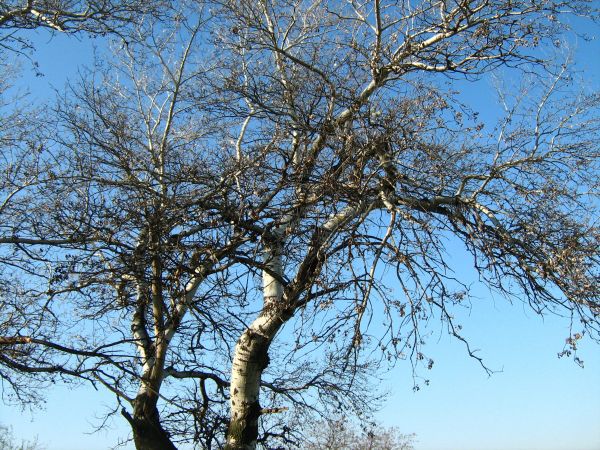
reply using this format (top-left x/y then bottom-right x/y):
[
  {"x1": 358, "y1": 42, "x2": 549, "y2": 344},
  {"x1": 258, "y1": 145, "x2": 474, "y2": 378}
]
[{"x1": 1, "y1": 14, "x2": 599, "y2": 450}]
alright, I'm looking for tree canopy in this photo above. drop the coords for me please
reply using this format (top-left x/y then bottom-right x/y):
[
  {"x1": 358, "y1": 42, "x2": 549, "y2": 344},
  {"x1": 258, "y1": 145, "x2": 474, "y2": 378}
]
[{"x1": 0, "y1": 1, "x2": 598, "y2": 449}]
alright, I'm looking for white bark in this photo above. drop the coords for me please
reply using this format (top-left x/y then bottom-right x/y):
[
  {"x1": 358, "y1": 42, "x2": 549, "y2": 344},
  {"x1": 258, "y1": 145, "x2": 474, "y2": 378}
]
[
  {"x1": 262, "y1": 243, "x2": 283, "y2": 302},
  {"x1": 227, "y1": 199, "x2": 374, "y2": 448},
  {"x1": 227, "y1": 312, "x2": 282, "y2": 449},
  {"x1": 227, "y1": 238, "x2": 286, "y2": 449}
]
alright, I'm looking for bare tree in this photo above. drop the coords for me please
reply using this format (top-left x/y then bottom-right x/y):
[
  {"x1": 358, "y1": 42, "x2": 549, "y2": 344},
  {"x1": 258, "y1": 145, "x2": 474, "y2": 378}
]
[
  {"x1": 2, "y1": 7, "x2": 376, "y2": 448},
  {"x1": 0, "y1": 0, "x2": 167, "y2": 59},
  {"x1": 215, "y1": 1, "x2": 599, "y2": 448},
  {"x1": 0, "y1": 424, "x2": 42, "y2": 450},
  {"x1": 0, "y1": 0, "x2": 165, "y2": 34},
  {"x1": 1, "y1": 12, "x2": 231, "y2": 449},
  {"x1": 0, "y1": 1, "x2": 599, "y2": 450},
  {"x1": 302, "y1": 416, "x2": 415, "y2": 450},
  {"x1": 0, "y1": 65, "x2": 60, "y2": 406}
]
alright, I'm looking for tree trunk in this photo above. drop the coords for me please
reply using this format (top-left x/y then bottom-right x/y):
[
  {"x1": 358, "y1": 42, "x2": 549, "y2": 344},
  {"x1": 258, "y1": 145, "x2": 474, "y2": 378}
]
[
  {"x1": 225, "y1": 236, "x2": 291, "y2": 450},
  {"x1": 225, "y1": 325, "x2": 272, "y2": 450},
  {"x1": 123, "y1": 391, "x2": 178, "y2": 450},
  {"x1": 226, "y1": 242, "x2": 287, "y2": 449},
  {"x1": 226, "y1": 311, "x2": 290, "y2": 450}
]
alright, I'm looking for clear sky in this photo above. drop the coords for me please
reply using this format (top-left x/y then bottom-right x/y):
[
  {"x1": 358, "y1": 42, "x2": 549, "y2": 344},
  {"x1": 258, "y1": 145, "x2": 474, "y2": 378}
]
[{"x1": 1, "y1": 14, "x2": 599, "y2": 450}]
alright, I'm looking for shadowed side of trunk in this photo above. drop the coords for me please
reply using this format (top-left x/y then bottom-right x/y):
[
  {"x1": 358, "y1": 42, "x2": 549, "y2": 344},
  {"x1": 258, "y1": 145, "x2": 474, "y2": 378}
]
[{"x1": 123, "y1": 391, "x2": 178, "y2": 450}]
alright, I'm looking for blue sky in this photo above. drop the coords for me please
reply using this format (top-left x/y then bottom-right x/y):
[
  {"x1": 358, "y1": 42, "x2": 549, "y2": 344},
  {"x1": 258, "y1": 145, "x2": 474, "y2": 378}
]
[
  {"x1": 1, "y1": 15, "x2": 600, "y2": 450},
  {"x1": 379, "y1": 288, "x2": 600, "y2": 450}
]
